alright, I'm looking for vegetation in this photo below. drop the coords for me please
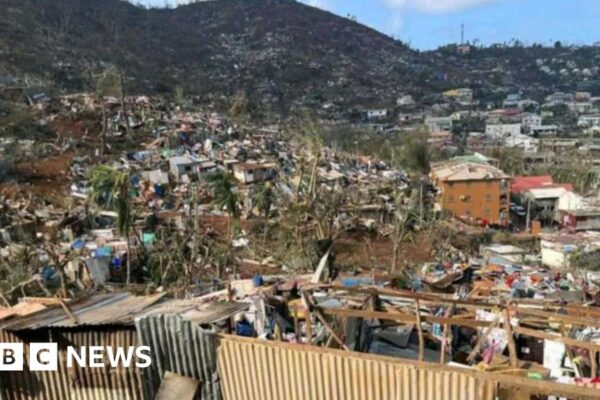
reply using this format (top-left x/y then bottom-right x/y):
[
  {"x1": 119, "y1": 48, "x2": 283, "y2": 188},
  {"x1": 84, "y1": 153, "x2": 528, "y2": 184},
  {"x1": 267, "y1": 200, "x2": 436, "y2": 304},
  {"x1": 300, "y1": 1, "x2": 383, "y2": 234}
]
[
  {"x1": 206, "y1": 171, "x2": 240, "y2": 236},
  {"x1": 88, "y1": 165, "x2": 134, "y2": 283}
]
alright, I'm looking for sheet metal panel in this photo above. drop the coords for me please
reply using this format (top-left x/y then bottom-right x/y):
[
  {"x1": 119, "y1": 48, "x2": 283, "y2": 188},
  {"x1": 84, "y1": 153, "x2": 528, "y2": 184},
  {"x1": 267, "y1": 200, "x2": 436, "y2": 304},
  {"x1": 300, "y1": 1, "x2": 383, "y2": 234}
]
[
  {"x1": 135, "y1": 314, "x2": 221, "y2": 400},
  {"x1": 0, "y1": 294, "x2": 128, "y2": 331},
  {"x1": 0, "y1": 293, "x2": 164, "y2": 331},
  {"x1": 0, "y1": 328, "x2": 143, "y2": 400},
  {"x1": 217, "y1": 337, "x2": 496, "y2": 400}
]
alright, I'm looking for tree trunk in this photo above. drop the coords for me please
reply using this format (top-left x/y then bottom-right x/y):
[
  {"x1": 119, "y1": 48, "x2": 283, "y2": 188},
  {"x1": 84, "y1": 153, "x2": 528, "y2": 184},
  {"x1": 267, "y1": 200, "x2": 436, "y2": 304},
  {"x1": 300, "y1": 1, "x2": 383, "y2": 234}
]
[
  {"x1": 126, "y1": 231, "x2": 131, "y2": 285},
  {"x1": 100, "y1": 102, "x2": 107, "y2": 157}
]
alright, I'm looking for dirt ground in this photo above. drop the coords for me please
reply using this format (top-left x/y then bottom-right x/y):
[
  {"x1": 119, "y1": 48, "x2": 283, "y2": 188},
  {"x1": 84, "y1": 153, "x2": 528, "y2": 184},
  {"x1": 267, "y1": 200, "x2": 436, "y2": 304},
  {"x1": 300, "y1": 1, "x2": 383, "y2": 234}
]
[
  {"x1": 1, "y1": 152, "x2": 74, "y2": 204},
  {"x1": 15, "y1": 152, "x2": 74, "y2": 180},
  {"x1": 334, "y1": 230, "x2": 435, "y2": 271},
  {"x1": 51, "y1": 117, "x2": 89, "y2": 140}
]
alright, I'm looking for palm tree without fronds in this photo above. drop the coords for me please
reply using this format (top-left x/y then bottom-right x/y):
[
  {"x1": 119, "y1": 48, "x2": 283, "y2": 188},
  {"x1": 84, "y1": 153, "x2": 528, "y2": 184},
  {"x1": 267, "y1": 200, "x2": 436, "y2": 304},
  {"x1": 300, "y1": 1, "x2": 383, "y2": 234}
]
[{"x1": 88, "y1": 165, "x2": 133, "y2": 284}]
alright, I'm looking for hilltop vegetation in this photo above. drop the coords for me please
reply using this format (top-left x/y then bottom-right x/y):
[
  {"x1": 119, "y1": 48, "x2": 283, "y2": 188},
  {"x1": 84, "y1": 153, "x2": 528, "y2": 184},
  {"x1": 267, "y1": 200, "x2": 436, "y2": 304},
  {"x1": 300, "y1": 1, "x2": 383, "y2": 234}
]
[{"x1": 2, "y1": 0, "x2": 600, "y2": 114}]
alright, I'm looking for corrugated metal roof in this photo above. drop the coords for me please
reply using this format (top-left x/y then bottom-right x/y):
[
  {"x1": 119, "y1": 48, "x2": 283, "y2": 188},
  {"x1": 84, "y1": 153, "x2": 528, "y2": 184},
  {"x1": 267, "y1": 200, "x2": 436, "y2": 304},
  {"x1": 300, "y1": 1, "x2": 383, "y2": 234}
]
[
  {"x1": 0, "y1": 302, "x2": 47, "y2": 321},
  {"x1": 0, "y1": 292, "x2": 164, "y2": 331},
  {"x1": 139, "y1": 297, "x2": 249, "y2": 323},
  {"x1": 180, "y1": 302, "x2": 250, "y2": 325}
]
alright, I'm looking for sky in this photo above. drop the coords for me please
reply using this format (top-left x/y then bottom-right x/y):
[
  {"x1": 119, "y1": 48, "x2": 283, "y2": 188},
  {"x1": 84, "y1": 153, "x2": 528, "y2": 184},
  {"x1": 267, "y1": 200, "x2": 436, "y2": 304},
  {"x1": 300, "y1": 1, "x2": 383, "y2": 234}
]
[{"x1": 136, "y1": 0, "x2": 600, "y2": 50}]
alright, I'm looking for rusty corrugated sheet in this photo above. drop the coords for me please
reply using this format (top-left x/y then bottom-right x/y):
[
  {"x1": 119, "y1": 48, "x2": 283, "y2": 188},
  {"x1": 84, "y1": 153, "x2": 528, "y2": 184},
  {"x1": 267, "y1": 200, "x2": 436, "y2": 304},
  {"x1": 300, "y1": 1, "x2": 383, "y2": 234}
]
[
  {"x1": 0, "y1": 294, "x2": 126, "y2": 331},
  {"x1": 217, "y1": 336, "x2": 497, "y2": 400},
  {"x1": 135, "y1": 314, "x2": 221, "y2": 400},
  {"x1": 61, "y1": 329, "x2": 144, "y2": 400},
  {"x1": 0, "y1": 328, "x2": 143, "y2": 400},
  {"x1": 0, "y1": 293, "x2": 164, "y2": 331}
]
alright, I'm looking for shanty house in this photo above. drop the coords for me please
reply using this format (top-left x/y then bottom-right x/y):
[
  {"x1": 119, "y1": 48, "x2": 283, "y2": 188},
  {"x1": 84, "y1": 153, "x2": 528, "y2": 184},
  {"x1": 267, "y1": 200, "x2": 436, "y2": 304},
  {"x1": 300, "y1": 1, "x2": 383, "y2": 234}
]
[
  {"x1": 431, "y1": 161, "x2": 511, "y2": 226},
  {"x1": 558, "y1": 208, "x2": 600, "y2": 231},
  {"x1": 169, "y1": 156, "x2": 215, "y2": 181},
  {"x1": 233, "y1": 163, "x2": 277, "y2": 184},
  {"x1": 0, "y1": 293, "x2": 164, "y2": 400}
]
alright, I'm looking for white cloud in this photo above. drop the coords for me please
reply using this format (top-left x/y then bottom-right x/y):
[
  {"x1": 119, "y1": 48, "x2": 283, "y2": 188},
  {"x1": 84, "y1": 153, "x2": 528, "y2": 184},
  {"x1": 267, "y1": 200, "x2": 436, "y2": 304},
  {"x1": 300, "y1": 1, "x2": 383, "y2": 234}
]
[
  {"x1": 302, "y1": 0, "x2": 333, "y2": 11},
  {"x1": 385, "y1": 0, "x2": 498, "y2": 14}
]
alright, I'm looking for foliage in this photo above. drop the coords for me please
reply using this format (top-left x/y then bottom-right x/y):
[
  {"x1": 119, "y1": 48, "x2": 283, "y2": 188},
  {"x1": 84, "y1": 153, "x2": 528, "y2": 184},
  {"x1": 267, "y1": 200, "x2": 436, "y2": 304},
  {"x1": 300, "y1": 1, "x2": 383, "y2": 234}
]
[
  {"x1": 88, "y1": 165, "x2": 131, "y2": 235},
  {"x1": 252, "y1": 182, "x2": 276, "y2": 218},
  {"x1": 206, "y1": 170, "x2": 239, "y2": 222},
  {"x1": 570, "y1": 250, "x2": 600, "y2": 271}
]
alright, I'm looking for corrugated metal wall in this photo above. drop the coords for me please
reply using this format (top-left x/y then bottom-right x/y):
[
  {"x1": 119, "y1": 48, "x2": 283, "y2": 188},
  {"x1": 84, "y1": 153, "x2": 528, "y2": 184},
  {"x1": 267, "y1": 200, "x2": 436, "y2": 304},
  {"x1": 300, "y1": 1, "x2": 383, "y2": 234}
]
[
  {"x1": 135, "y1": 314, "x2": 220, "y2": 400},
  {"x1": 217, "y1": 337, "x2": 497, "y2": 400},
  {"x1": 0, "y1": 328, "x2": 143, "y2": 400}
]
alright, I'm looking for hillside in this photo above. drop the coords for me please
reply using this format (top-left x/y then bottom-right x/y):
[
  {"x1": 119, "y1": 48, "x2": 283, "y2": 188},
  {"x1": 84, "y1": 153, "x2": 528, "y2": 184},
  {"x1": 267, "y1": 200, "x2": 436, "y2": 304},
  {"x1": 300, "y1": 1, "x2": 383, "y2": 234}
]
[
  {"x1": 0, "y1": 0, "x2": 428, "y2": 113},
  {"x1": 2, "y1": 0, "x2": 600, "y2": 114}
]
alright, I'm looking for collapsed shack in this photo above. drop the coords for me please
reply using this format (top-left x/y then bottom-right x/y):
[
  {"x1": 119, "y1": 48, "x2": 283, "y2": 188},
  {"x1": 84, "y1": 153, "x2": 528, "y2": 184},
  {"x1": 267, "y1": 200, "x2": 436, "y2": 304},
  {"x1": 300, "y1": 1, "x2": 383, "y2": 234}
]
[
  {"x1": 0, "y1": 293, "x2": 163, "y2": 400},
  {"x1": 1, "y1": 283, "x2": 600, "y2": 399},
  {"x1": 301, "y1": 285, "x2": 600, "y2": 397}
]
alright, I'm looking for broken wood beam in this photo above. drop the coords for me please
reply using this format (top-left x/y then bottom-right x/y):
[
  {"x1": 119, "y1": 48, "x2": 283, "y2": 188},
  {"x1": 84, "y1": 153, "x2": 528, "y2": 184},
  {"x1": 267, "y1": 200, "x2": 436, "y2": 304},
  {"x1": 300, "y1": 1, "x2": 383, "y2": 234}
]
[
  {"x1": 415, "y1": 300, "x2": 424, "y2": 362},
  {"x1": 504, "y1": 309, "x2": 519, "y2": 368},
  {"x1": 467, "y1": 313, "x2": 502, "y2": 364},
  {"x1": 313, "y1": 309, "x2": 350, "y2": 351}
]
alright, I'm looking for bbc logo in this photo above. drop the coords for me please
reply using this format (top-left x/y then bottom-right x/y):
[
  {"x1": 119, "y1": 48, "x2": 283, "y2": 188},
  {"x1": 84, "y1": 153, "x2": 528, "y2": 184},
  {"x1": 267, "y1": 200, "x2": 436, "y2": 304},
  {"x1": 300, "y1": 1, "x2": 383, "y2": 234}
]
[{"x1": 0, "y1": 343, "x2": 58, "y2": 371}]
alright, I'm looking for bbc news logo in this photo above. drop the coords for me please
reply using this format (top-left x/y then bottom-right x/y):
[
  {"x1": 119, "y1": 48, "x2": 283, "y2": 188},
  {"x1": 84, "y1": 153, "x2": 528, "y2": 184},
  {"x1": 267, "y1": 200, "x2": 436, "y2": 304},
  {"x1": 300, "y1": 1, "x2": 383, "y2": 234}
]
[{"x1": 0, "y1": 343, "x2": 152, "y2": 371}]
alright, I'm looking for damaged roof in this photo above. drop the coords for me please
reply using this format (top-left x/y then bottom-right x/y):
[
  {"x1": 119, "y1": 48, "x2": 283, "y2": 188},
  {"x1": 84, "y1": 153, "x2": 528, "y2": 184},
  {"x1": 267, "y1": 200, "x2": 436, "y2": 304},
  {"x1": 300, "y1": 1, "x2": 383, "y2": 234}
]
[
  {"x1": 0, "y1": 292, "x2": 165, "y2": 331},
  {"x1": 432, "y1": 162, "x2": 509, "y2": 182}
]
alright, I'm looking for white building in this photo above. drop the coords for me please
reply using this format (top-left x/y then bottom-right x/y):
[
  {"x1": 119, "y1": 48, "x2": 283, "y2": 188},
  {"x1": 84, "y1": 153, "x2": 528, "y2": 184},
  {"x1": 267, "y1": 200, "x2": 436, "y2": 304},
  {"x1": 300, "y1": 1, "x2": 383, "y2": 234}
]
[
  {"x1": 541, "y1": 233, "x2": 600, "y2": 269},
  {"x1": 397, "y1": 95, "x2": 416, "y2": 107},
  {"x1": 233, "y1": 163, "x2": 277, "y2": 184},
  {"x1": 485, "y1": 124, "x2": 522, "y2": 139},
  {"x1": 504, "y1": 134, "x2": 539, "y2": 153},
  {"x1": 366, "y1": 109, "x2": 389, "y2": 120},
  {"x1": 425, "y1": 116, "x2": 453, "y2": 133},
  {"x1": 530, "y1": 125, "x2": 559, "y2": 137},
  {"x1": 522, "y1": 113, "x2": 542, "y2": 129},
  {"x1": 556, "y1": 191, "x2": 585, "y2": 214},
  {"x1": 578, "y1": 115, "x2": 600, "y2": 128}
]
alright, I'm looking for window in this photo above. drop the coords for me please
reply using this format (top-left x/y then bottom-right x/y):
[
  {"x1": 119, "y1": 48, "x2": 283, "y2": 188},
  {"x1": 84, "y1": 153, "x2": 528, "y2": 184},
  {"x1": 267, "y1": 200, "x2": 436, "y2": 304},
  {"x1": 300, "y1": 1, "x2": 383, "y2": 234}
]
[
  {"x1": 486, "y1": 194, "x2": 493, "y2": 202},
  {"x1": 484, "y1": 208, "x2": 492, "y2": 216},
  {"x1": 447, "y1": 195, "x2": 454, "y2": 202}
]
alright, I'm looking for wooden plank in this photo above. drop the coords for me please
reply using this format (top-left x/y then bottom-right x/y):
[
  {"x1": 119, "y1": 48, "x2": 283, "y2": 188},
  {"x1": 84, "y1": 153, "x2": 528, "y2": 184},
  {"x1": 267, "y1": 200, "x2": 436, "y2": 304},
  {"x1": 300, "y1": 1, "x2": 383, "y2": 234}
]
[
  {"x1": 503, "y1": 309, "x2": 518, "y2": 368},
  {"x1": 318, "y1": 306, "x2": 493, "y2": 329},
  {"x1": 415, "y1": 300, "x2": 424, "y2": 362},
  {"x1": 440, "y1": 306, "x2": 453, "y2": 365},
  {"x1": 513, "y1": 325, "x2": 600, "y2": 352},
  {"x1": 511, "y1": 306, "x2": 600, "y2": 329},
  {"x1": 467, "y1": 313, "x2": 501, "y2": 363},
  {"x1": 313, "y1": 308, "x2": 350, "y2": 351}
]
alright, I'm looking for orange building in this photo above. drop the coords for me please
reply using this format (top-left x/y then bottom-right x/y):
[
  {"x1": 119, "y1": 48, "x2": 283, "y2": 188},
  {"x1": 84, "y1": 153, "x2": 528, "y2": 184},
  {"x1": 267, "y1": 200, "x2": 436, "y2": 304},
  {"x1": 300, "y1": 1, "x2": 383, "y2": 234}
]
[{"x1": 431, "y1": 162, "x2": 511, "y2": 226}]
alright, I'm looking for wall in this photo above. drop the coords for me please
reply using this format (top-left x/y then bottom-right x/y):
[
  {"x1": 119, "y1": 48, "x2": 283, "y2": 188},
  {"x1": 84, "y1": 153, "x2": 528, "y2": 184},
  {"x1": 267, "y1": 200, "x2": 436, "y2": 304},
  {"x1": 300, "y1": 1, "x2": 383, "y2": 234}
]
[
  {"x1": 439, "y1": 179, "x2": 505, "y2": 224},
  {"x1": 135, "y1": 315, "x2": 221, "y2": 400},
  {"x1": 217, "y1": 336, "x2": 496, "y2": 400},
  {"x1": 0, "y1": 327, "x2": 143, "y2": 400}
]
